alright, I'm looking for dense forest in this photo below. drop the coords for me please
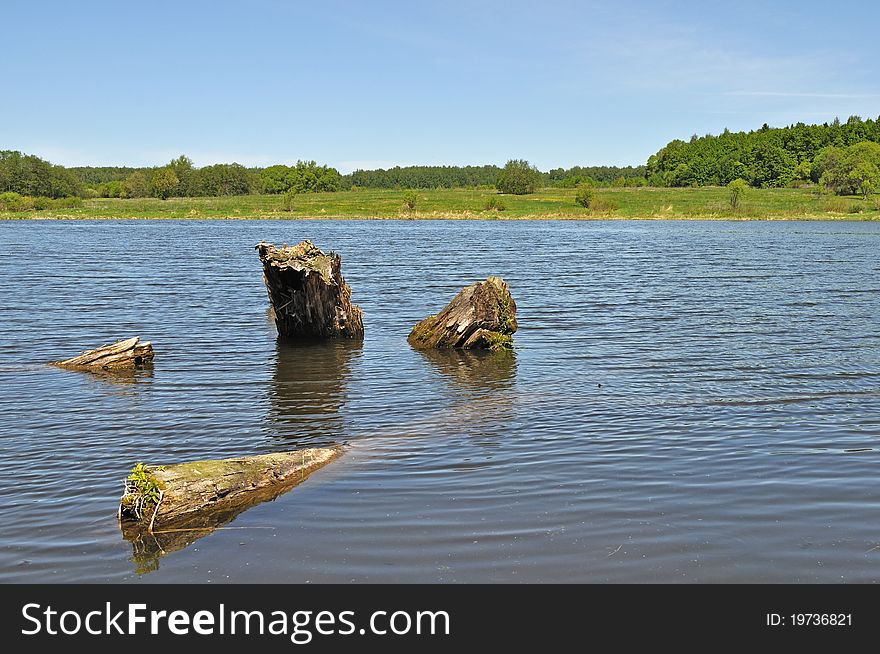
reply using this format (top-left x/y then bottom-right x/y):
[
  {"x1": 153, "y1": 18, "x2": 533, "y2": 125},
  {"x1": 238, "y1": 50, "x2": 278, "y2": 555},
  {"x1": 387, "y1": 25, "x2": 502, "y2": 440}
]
[
  {"x1": 347, "y1": 164, "x2": 648, "y2": 189},
  {"x1": 647, "y1": 116, "x2": 880, "y2": 188},
  {"x1": 0, "y1": 150, "x2": 83, "y2": 198},
  {"x1": 3, "y1": 117, "x2": 880, "y2": 205},
  {"x1": 347, "y1": 165, "x2": 499, "y2": 189}
]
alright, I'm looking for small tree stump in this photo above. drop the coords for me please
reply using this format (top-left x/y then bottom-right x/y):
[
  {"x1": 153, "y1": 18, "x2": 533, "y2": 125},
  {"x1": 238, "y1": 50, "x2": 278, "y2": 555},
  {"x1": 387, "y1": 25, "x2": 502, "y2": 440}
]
[
  {"x1": 52, "y1": 336, "x2": 154, "y2": 370},
  {"x1": 256, "y1": 240, "x2": 364, "y2": 340},
  {"x1": 119, "y1": 447, "x2": 341, "y2": 533},
  {"x1": 408, "y1": 276, "x2": 517, "y2": 351}
]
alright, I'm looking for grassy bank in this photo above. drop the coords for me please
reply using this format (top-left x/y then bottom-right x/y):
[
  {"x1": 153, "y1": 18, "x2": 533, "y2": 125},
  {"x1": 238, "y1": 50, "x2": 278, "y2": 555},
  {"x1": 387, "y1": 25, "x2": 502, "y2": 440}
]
[{"x1": 3, "y1": 186, "x2": 880, "y2": 220}]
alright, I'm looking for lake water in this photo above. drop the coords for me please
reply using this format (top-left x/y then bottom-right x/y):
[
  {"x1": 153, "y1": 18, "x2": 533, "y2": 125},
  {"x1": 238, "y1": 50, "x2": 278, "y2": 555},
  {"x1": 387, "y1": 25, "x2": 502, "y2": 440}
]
[{"x1": 1, "y1": 218, "x2": 879, "y2": 583}]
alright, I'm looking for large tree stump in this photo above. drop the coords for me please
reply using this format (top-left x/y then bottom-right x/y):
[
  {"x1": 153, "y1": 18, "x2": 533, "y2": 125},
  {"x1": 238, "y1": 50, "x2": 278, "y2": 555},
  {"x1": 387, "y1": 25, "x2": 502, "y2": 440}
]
[
  {"x1": 52, "y1": 336, "x2": 154, "y2": 370},
  {"x1": 408, "y1": 276, "x2": 517, "y2": 351},
  {"x1": 118, "y1": 447, "x2": 341, "y2": 534},
  {"x1": 256, "y1": 240, "x2": 364, "y2": 340}
]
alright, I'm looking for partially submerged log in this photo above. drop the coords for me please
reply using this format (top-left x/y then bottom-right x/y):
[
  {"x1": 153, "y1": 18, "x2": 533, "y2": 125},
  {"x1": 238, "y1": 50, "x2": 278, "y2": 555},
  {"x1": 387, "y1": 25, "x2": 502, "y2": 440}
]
[
  {"x1": 52, "y1": 336, "x2": 154, "y2": 370},
  {"x1": 256, "y1": 240, "x2": 364, "y2": 340},
  {"x1": 408, "y1": 276, "x2": 517, "y2": 351},
  {"x1": 118, "y1": 447, "x2": 341, "y2": 535}
]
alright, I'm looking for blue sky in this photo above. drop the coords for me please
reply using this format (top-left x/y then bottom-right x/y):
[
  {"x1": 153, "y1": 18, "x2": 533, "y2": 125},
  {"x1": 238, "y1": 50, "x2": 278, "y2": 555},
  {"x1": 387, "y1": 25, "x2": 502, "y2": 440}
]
[{"x1": 3, "y1": 0, "x2": 878, "y2": 172}]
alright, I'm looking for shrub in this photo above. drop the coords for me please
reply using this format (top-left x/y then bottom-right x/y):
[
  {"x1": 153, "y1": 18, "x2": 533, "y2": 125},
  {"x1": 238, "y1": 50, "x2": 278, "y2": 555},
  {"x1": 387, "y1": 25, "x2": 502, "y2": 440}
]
[
  {"x1": 484, "y1": 195, "x2": 506, "y2": 211},
  {"x1": 32, "y1": 196, "x2": 52, "y2": 210},
  {"x1": 403, "y1": 191, "x2": 418, "y2": 211},
  {"x1": 822, "y1": 197, "x2": 850, "y2": 213},
  {"x1": 54, "y1": 196, "x2": 83, "y2": 209},
  {"x1": 496, "y1": 159, "x2": 542, "y2": 195},
  {"x1": 728, "y1": 178, "x2": 748, "y2": 209},
  {"x1": 848, "y1": 203, "x2": 866, "y2": 214},
  {"x1": 0, "y1": 192, "x2": 34, "y2": 211},
  {"x1": 281, "y1": 188, "x2": 297, "y2": 212},
  {"x1": 575, "y1": 183, "x2": 596, "y2": 208},
  {"x1": 588, "y1": 197, "x2": 618, "y2": 212}
]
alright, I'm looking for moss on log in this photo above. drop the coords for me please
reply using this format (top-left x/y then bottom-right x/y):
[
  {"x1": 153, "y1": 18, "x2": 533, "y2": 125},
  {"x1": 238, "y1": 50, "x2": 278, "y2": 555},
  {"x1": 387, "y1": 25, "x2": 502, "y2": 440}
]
[
  {"x1": 256, "y1": 240, "x2": 364, "y2": 340},
  {"x1": 408, "y1": 276, "x2": 517, "y2": 351},
  {"x1": 119, "y1": 448, "x2": 341, "y2": 535},
  {"x1": 53, "y1": 336, "x2": 154, "y2": 370}
]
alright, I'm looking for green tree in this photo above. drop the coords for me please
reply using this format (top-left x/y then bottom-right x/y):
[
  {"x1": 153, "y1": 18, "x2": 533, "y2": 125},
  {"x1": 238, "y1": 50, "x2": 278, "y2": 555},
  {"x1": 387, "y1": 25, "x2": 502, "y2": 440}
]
[
  {"x1": 728, "y1": 178, "x2": 748, "y2": 209},
  {"x1": 123, "y1": 171, "x2": 151, "y2": 198},
  {"x1": 496, "y1": 159, "x2": 542, "y2": 194},
  {"x1": 189, "y1": 164, "x2": 254, "y2": 196},
  {"x1": 819, "y1": 141, "x2": 880, "y2": 195},
  {"x1": 848, "y1": 161, "x2": 880, "y2": 198},
  {"x1": 167, "y1": 155, "x2": 194, "y2": 195},
  {"x1": 151, "y1": 168, "x2": 179, "y2": 200},
  {"x1": 794, "y1": 160, "x2": 813, "y2": 181},
  {"x1": 260, "y1": 165, "x2": 292, "y2": 194},
  {"x1": 575, "y1": 183, "x2": 596, "y2": 208},
  {"x1": 281, "y1": 188, "x2": 297, "y2": 211}
]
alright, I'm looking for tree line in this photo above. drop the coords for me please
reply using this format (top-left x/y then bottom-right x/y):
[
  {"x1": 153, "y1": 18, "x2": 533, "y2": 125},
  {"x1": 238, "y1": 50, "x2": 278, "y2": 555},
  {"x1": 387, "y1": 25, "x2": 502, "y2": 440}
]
[
  {"x1": 4, "y1": 115, "x2": 880, "y2": 205},
  {"x1": 67, "y1": 157, "x2": 343, "y2": 199},
  {"x1": 646, "y1": 115, "x2": 880, "y2": 189},
  {"x1": 0, "y1": 150, "x2": 83, "y2": 198},
  {"x1": 346, "y1": 164, "x2": 648, "y2": 189},
  {"x1": 1, "y1": 152, "x2": 650, "y2": 201}
]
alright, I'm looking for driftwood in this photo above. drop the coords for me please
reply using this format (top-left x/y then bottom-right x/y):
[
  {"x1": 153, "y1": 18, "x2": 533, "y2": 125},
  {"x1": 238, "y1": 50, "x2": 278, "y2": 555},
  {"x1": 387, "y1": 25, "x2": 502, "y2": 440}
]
[
  {"x1": 408, "y1": 276, "x2": 517, "y2": 351},
  {"x1": 118, "y1": 447, "x2": 340, "y2": 574},
  {"x1": 53, "y1": 336, "x2": 154, "y2": 370},
  {"x1": 118, "y1": 447, "x2": 341, "y2": 536},
  {"x1": 256, "y1": 240, "x2": 364, "y2": 340}
]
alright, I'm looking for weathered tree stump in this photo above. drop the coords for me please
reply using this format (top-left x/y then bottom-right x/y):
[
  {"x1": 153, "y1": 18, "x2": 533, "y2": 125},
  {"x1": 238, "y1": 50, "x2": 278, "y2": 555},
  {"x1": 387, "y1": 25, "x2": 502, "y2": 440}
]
[
  {"x1": 118, "y1": 447, "x2": 341, "y2": 534},
  {"x1": 408, "y1": 276, "x2": 517, "y2": 351},
  {"x1": 256, "y1": 240, "x2": 364, "y2": 340},
  {"x1": 52, "y1": 336, "x2": 154, "y2": 370}
]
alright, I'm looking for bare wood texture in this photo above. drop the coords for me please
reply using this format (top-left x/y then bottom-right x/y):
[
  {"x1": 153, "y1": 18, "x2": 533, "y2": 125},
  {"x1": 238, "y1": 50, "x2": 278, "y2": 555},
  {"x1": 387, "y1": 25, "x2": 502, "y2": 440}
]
[
  {"x1": 53, "y1": 336, "x2": 154, "y2": 370},
  {"x1": 408, "y1": 276, "x2": 517, "y2": 350},
  {"x1": 256, "y1": 240, "x2": 364, "y2": 340},
  {"x1": 119, "y1": 447, "x2": 341, "y2": 532}
]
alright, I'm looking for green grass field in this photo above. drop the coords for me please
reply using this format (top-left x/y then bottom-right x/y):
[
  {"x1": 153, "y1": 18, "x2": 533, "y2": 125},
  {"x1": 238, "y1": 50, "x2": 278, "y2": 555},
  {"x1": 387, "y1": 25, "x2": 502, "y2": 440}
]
[{"x1": 3, "y1": 186, "x2": 880, "y2": 220}]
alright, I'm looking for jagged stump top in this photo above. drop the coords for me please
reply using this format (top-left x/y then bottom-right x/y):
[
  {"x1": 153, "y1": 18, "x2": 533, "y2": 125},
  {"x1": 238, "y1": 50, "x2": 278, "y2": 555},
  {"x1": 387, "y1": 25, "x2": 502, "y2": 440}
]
[
  {"x1": 408, "y1": 276, "x2": 517, "y2": 351},
  {"x1": 256, "y1": 240, "x2": 364, "y2": 340}
]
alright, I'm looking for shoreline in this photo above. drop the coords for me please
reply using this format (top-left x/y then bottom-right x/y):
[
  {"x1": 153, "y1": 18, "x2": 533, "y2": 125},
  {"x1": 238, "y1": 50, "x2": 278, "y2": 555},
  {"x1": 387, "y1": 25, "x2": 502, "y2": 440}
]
[
  {"x1": 5, "y1": 212, "x2": 877, "y2": 222},
  {"x1": 2, "y1": 187, "x2": 878, "y2": 222}
]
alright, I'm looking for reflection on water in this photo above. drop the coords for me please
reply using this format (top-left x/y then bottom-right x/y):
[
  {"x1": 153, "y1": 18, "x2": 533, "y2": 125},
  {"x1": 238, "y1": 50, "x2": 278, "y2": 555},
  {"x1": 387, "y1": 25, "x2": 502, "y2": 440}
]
[
  {"x1": 417, "y1": 349, "x2": 517, "y2": 447},
  {"x1": 418, "y1": 348, "x2": 517, "y2": 391},
  {"x1": 3, "y1": 219, "x2": 880, "y2": 582},
  {"x1": 267, "y1": 341, "x2": 362, "y2": 446},
  {"x1": 76, "y1": 364, "x2": 154, "y2": 389},
  {"x1": 122, "y1": 340, "x2": 359, "y2": 574},
  {"x1": 120, "y1": 482, "x2": 292, "y2": 575}
]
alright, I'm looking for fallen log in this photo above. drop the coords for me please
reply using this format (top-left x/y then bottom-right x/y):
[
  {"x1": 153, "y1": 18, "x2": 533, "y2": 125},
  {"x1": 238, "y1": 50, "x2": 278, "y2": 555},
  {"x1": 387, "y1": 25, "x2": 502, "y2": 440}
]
[
  {"x1": 118, "y1": 447, "x2": 342, "y2": 535},
  {"x1": 408, "y1": 276, "x2": 517, "y2": 351},
  {"x1": 256, "y1": 240, "x2": 364, "y2": 340},
  {"x1": 52, "y1": 336, "x2": 154, "y2": 370}
]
